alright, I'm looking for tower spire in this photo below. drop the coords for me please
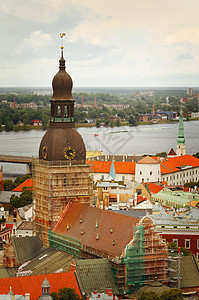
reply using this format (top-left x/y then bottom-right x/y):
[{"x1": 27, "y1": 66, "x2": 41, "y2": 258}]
[{"x1": 176, "y1": 102, "x2": 186, "y2": 156}]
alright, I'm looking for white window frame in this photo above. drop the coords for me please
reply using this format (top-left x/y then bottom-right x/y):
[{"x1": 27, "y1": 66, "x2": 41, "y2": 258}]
[
  {"x1": 173, "y1": 239, "x2": 178, "y2": 247},
  {"x1": 185, "y1": 239, "x2": 190, "y2": 249}
]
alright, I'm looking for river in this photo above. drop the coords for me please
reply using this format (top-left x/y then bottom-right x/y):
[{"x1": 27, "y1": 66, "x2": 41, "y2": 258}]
[{"x1": 0, "y1": 121, "x2": 199, "y2": 176}]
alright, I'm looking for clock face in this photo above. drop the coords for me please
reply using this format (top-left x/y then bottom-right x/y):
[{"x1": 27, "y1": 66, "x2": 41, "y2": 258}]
[
  {"x1": 42, "y1": 146, "x2": 48, "y2": 160},
  {"x1": 64, "y1": 146, "x2": 76, "y2": 160}
]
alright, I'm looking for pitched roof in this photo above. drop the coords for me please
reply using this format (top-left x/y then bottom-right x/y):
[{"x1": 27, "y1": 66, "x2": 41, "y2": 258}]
[
  {"x1": 19, "y1": 248, "x2": 74, "y2": 276},
  {"x1": 137, "y1": 156, "x2": 159, "y2": 164},
  {"x1": 12, "y1": 236, "x2": 43, "y2": 264},
  {"x1": 75, "y1": 258, "x2": 119, "y2": 296},
  {"x1": 168, "y1": 148, "x2": 177, "y2": 156},
  {"x1": 12, "y1": 179, "x2": 32, "y2": 192},
  {"x1": 53, "y1": 203, "x2": 139, "y2": 257},
  {"x1": 160, "y1": 155, "x2": 199, "y2": 174},
  {"x1": 0, "y1": 272, "x2": 80, "y2": 300},
  {"x1": 17, "y1": 221, "x2": 33, "y2": 231},
  {"x1": 180, "y1": 255, "x2": 199, "y2": 288},
  {"x1": 146, "y1": 183, "x2": 164, "y2": 194},
  {"x1": 87, "y1": 161, "x2": 135, "y2": 174}
]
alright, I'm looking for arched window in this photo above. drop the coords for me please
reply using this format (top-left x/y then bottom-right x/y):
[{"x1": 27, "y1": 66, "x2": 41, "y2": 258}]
[
  {"x1": 64, "y1": 106, "x2": 68, "y2": 117},
  {"x1": 57, "y1": 105, "x2": 61, "y2": 118}
]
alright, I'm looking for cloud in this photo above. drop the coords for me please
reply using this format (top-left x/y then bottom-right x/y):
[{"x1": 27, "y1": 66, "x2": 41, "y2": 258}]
[
  {"x1": 20, "y1": 31, "x2": 54, "y2": 52},
  {"x1": 165, "y1": 28, "x2": 199, "y2": 45}
]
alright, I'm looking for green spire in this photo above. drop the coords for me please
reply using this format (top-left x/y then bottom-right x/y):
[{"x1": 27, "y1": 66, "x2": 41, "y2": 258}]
[
  {"x1": 177, "y1": 106, "x2": 185, "y2": 145},
  {"x1": 107, "y1": 160, "x2": 116, "y2": 180}
]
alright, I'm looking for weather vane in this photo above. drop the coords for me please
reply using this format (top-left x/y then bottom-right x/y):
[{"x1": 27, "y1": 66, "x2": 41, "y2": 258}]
[{"x1": 60, "y1": 33, "x2": 66, "y2": 49}]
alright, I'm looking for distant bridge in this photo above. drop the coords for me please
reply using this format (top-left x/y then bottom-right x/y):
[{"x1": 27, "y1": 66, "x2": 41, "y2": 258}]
[{"x1": 0, "y1": 155, "x2": 33, "y2": 174}]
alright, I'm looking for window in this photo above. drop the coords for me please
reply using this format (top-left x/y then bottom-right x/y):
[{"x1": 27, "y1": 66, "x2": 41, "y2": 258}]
[
  {"x1": 140, "y1": 171, "x2": 142, "y2": 175},
  {"x1": 177, "y1": 174, "x2": 178, "y2": 179},
  {"x1": 173, "y1": 175, "x2": 175, "y2": 180},
  {"x1": 185, "y1": 239, "x2": 190, "y2": 249},
  {"x1": 101, "y1": 175, "x2": 104, "y2": 179},
  {"x1": 104, "y1": 187, "x2": 107, "y2": 190},
  {"x1": 161, "y1": 226, "x2": 165, "y2": 228},
  {"x1": 197, "y1": 240, "x2": 199, "y2": 249},
  {"x1": 173, "y1": 239, "x2": 178, "y2": 247},
  {"x1": 187, "y1": 172, "x2": 188, "y2": 176},
  {"x1": 122, "y1": 176, "x2": 125, "y2": 180},
  {"x1": 197, "y1": 253, "x2": 199, "y2": 263},
  {"x1": 150, "y1": 171, "x2": 152, "y2": 175},
  {"x1": 136, "y1": 189, "x2": 142, "y2": 196}
]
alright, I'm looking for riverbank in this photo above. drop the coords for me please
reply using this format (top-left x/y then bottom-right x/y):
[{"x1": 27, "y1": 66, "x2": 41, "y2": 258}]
[{"x1": 0, "y1": 118, "x2": 199, "y2": 132}]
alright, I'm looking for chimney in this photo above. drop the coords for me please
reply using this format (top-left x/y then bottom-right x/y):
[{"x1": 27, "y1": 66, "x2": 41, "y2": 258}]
[
  {"x1": 25, "y1": 294, "x2": 30, "y2": 300},
  {"x1": 94, "y1": 95, "x2": 96, "y2": 107}
]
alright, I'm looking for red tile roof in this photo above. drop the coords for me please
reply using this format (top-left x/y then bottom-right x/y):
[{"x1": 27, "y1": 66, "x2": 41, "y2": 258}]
[
  {"x1": 12, "y1": 178, "x2": 33, "y2": 192},
  {"x1": 53, "y1": 202, "x2": 139, "y2": 257},
  {"x1": 146, "y1": 182, "x2": 164, "y2": 194},
  {"x1": 87, "y1": 161, "x2": 135, "y2": 174},
  {"x1": 0, "y1": 272, "x2": 80, "y2": 300},
  {"x1": 160, "y1": 155, "x2": 199, "y2": 174},
  {"x1": 137, "y1": 156, "x2": 159, "y2": 164}
]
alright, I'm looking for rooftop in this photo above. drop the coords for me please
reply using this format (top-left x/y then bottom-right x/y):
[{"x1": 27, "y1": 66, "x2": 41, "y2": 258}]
[
  {"x1": 88, "y1": 161, "x2": 135, "y2": 174},
  {"x1": 152, "y1": 190, "x2": 199, "y2": 207},
  {"x1": 0, "y1": 272, "x2": 80, "y2": 300},
  {"x1": 53, "y1": 202, "x2": 139, "y2": 257}
]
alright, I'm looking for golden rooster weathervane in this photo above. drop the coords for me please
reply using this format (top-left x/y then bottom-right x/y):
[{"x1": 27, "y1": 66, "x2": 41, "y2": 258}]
[{"x1": 60, "y1": 33, "x2": 66, "y2": 49}]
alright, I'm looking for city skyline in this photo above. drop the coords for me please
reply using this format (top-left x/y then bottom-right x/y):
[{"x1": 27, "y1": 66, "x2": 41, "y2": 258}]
[{"x1": 1, "y1": 0, "x2": 199, "y2": 87}]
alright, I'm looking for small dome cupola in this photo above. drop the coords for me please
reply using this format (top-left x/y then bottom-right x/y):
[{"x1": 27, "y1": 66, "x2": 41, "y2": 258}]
[{"x1": 52, "y1": 46, "x2": 73, "y2": 100}]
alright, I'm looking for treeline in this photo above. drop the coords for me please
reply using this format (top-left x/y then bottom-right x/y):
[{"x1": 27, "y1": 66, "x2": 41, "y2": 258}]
[
  {"x1": 1, "y1": 92, "x2": 199, "y2": 131},
  {"x1": 0, "y1": 103, "x2": 50, "y2": 131}
]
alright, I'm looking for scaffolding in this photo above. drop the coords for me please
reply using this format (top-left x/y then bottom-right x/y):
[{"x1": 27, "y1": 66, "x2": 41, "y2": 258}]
[
  {"x1": 32, "y1": 158, "x2": 93, "y2": 247},
  {"x1": 123, "y1": 218, "x2": 168, "y2": 294}
]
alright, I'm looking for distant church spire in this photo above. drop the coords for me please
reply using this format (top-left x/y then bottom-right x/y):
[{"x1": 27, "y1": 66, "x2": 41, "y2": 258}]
[
  {"x1": 176, "y1": 104, "x2": 186, "y2": 156},
  {"x1": 107, "y1": 160, "x2": 116, "y2": 180}
]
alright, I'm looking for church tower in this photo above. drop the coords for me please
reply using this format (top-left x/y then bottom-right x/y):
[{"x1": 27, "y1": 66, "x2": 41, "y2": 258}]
[
  {"x1": 33, "y1": 35, "x2": 92, "y2": 246},
  {"x1": 176, "y1": 106, "x2": 186, "y2": 156}
]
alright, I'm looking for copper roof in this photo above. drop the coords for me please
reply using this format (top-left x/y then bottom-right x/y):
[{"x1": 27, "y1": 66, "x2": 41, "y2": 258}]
[
  {"x1": 137, "y1": 156, "x2": 159, "y2": 164},
  {"x1": 53, "y1": 203, "x2": 139, "y2": 257}
]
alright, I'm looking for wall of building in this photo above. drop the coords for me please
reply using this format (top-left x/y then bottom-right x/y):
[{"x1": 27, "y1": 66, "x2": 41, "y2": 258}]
[
  {"x1": 135, "y1": 163, "x2": 161, "y2": 183},
  {"x1": 161, "y1": 166, "x2": 199, "y2": 186}
]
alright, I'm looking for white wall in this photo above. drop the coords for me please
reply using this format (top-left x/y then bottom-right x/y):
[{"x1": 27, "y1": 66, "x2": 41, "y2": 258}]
[{"x1": 135, "y1": 163, "x2": 161, "y2": 183}]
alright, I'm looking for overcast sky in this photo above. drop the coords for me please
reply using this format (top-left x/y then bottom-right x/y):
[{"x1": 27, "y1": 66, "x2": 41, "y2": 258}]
[{"x1": 1, "y1": 0, "x2": 199, "y2": 87}]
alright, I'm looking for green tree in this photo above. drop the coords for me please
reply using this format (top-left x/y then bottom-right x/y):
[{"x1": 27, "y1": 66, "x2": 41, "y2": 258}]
[
  {"x1": 96, "y1": 119, "x2": 101, "y2": 128},
  {"x1": 104, "y1": 118, "x2": 109, "y2": 126},
  {"x1": 3, "y1": 179, "x2": 15, "y2": 191},
  {"x1": 5, "y1": 117, "x2": 13, "y2": 131},
  {"x1": 51, "y1": 288, "x2": 80, "y2": 300},
  {"x1": 10, "y1": 187, "x2": 32, "y2": 208},
  {"x1": 193, "y1": 152, "x2": 199, "y2": 159},
  {"x1": 115, "y1": 119, "x2": 121, "y2": 127},
  {"x1": 14, "y1": 174, "x2": 31, "y2": 188},
  {"x1": 161, "y1": 288, "x2": 183, "y2": 300},
  {"x1": 138, "y1": 291, "x2": 160, "y2": 300},
  {"x1": 155, "y1": 152, "x2": 167, "y2": 157},
  {"x1": 180, "y1": 247, "x2": 192, "y2": 256},
  {"x1": 10, "y1": 194, "x2": 20, "y2": 208},
  {"x1": 110, "y1": 119, "x2": 114, "y2": 127},
  {"x1": 129, "y1": 115, "x2": 137, "y2": 126}
]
